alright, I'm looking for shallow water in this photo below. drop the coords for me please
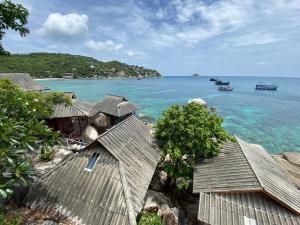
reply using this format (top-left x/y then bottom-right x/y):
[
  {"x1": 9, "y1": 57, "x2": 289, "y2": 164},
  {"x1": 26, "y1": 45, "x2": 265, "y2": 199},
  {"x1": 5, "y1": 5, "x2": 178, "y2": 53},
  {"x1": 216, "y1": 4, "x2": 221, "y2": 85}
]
[{"x1": 38, "y1": 76, "x2": 300, "y2": 154}]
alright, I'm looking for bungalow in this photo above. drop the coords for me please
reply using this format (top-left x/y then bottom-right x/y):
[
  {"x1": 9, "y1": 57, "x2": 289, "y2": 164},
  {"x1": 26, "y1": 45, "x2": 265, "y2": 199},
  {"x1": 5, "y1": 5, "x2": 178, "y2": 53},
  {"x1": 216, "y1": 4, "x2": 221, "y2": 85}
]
[
  {"x1": 0, "y1": 73, "x2": 49, "y2": 92},
  {"x1": 25, "y1": 116, "x2": 160, "y2": 225},
  {"x1": 90, "y1": 94, "x2": 139, "y2": 127},
  {"x1": 193, "y1": 137, "x2": 300, "y2": 225},
  {"x1": 63, "y1": 73, "x2": 74, "y2": 79},
  {"x1": 47, "y1": 93, "x2": 94, "y2": 139}
]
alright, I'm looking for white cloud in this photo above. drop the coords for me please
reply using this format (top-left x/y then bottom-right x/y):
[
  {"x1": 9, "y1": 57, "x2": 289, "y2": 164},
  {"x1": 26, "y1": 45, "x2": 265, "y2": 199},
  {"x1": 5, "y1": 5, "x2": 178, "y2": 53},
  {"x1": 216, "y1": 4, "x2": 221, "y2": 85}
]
[
  {"x1": 41, "y1": 13, "x2": 89, "y2": 38},
  {"x1": 85, "y1": 40, "x2": 123, "y2": 52},
  {"x1": 228, "y1": 31, "x2": 289, "y2": 47}
]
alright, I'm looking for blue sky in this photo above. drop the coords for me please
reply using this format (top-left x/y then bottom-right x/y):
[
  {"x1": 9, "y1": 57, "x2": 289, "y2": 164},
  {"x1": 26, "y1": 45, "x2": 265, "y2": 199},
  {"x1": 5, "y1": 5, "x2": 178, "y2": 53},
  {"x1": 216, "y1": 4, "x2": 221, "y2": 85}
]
[{"x1": 3, "y1": 0, "x2": 300, "y2": 77}]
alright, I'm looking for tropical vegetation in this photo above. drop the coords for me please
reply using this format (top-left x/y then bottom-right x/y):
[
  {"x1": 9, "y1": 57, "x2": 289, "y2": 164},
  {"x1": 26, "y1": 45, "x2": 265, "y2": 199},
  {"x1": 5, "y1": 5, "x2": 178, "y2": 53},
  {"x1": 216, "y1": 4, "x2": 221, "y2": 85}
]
[
  {"x1": 155, "y1": 102, "x2": 233, "y2": 190},
  {"x1": 0, "y1": 0, "x2": 29, "y2": 55},
  {"x1": 0, "y1": 79, "x2": 70, "y2": 199},
  {"x1": 0, "y1": 53, "x2": 162, "y2": 78},
  {"x1": 138, "y1": 212, "x2": 163, "y2": 225}
]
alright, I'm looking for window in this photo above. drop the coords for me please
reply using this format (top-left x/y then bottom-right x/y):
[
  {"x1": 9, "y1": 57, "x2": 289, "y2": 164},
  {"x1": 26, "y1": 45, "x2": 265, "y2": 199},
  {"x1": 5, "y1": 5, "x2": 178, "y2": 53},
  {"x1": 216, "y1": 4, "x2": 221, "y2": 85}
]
[
  {"x1": 243, "y1": 216, "x2": 257, "y2": 225},
  {"x1": 85, "y1": 152, "x2": 100, "y2": 171}
]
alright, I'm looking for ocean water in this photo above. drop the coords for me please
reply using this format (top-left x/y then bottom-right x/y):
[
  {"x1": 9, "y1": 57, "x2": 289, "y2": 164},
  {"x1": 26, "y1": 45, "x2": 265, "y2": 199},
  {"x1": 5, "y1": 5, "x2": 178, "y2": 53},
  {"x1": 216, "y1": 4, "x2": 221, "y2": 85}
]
[{"x1": 38, "y1": 76, "x2": 300, "y2": 154}]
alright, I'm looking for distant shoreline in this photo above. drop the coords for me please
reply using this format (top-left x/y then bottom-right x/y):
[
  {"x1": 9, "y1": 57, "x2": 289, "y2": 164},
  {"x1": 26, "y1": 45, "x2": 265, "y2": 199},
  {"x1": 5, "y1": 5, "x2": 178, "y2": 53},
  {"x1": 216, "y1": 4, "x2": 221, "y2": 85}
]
[{"x1": 34, "y1": 78, "x2": 64, "y2": 81}]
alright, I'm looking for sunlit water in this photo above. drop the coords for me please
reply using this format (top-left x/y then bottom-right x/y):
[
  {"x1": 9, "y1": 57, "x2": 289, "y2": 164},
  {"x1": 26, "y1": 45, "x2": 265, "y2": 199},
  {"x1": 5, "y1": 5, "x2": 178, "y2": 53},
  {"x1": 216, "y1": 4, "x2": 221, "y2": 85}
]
[{"x1": 38, "y1": 76, "x2": 300, "y2": 154}]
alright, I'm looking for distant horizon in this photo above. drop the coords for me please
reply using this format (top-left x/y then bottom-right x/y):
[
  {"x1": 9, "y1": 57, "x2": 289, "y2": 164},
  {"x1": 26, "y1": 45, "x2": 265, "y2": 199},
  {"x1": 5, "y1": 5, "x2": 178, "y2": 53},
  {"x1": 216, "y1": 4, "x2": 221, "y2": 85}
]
[{"x1": 4, "y1": 0, "x2": 300, "y2": 77}]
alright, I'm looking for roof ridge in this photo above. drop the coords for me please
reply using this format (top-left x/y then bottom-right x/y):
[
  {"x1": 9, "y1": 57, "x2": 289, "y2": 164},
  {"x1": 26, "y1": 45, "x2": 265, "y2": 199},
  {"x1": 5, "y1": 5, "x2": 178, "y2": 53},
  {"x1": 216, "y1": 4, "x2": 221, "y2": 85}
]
[
  {"x1": 118, "y1": 161, "x2": 137, "y2": 225},
  {"x1": 235, "y1": 136, "x2": 264, "y2": 190}
]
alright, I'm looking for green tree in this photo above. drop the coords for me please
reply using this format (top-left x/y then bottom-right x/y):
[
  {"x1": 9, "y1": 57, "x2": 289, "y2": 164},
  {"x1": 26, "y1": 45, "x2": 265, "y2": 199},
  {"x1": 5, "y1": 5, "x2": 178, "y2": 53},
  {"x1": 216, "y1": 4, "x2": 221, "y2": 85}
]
[
  {"x1": 0, "y1": 0, "x2": 29, "y2": 55},
  {"x1": 155, "y1": 102, "x2": 233, "y2": 190},
  {"x1": 0, "y1": 79, "x2": 70, "y2": 199}
]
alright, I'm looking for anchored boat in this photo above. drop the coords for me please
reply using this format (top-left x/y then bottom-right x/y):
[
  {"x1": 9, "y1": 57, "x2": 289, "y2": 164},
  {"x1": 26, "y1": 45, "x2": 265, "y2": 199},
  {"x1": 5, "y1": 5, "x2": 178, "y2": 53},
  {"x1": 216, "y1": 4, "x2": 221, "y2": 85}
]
[
  {"x1": 255, "y1": 82, "x2": 279, "y2": 90},
  {"x1": 209, "y1": 78, "x2": 217, "y2": 81},
  {"x1": 219, "y1": 85, "x2": 233, "y2": 91},
  {"x1": 215, "y1": 80, "x2": 230, "y2": 85}
]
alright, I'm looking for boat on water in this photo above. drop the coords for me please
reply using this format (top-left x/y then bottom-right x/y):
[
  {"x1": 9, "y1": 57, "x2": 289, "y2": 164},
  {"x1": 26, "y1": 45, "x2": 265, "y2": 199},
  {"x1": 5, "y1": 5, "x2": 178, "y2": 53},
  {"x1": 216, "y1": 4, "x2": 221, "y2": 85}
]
[
  {"x1": 219, "y1": 85, "x2": 233, "y2": 91},
  {"x1": 215, "y1": 80, "x2": 230, "y2": 85},
  {"x1": 255, "y1": 82, "x2": 279, "y2": 90},
  {"x1": 209, "y1": 78, "x2": 217, "y2": 81}
]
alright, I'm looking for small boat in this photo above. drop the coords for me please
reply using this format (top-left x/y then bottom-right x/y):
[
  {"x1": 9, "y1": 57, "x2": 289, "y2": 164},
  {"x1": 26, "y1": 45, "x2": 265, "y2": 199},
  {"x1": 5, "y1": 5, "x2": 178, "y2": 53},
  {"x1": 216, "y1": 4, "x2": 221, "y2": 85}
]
[
  {"x1": 219, "y1": 85, "x2": 233, "y2": 91},
  {"x1": 209, "y1": 78, "x2": 217, "y2": 81},
  {"x1": 255, "y1": 82, "x2": 279, "y2": 90},
  {"x1": 215, "y1": 80, "x2": 230, "y2": 85}
]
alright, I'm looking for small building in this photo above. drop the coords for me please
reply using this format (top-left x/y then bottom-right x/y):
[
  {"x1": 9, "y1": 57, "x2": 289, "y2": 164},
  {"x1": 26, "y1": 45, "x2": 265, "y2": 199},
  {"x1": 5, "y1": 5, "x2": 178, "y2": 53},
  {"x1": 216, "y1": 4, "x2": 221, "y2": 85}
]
[
  {"x1": 47, "y1": 93, "x2": 94, "y2": 139},
  {"x1": 25, "y1": 116, "x2": 160, "y2": 225},
  {"x1": 90, "y1": 94, "x2": 139, "y2": 127},
  {"x1": 63, "y1": 73, "x2": 74, "y2": 79},
  {"x1": 0, "y1": 73, "x2": 49, "y2": 92},
  {"x1": 193, "y1": 137, "x2": 300, "y2": 225}
]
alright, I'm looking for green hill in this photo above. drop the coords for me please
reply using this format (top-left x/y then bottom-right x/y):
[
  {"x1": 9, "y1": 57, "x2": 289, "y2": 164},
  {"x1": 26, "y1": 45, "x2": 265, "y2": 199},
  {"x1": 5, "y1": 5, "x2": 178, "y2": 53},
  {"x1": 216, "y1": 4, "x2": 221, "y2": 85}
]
[{"x1": 0, "y1": 53, "x2": 161, "y2": 78}]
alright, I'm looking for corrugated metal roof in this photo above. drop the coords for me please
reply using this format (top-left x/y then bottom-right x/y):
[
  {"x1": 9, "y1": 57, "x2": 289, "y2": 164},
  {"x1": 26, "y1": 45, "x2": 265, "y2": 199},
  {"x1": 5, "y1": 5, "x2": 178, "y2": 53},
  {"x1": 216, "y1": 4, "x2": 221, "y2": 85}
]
[
  {"x1": 50, "y1": 99, "x2": 93, "y2": 118},
  {"x1": 0, "y1": 73, "x2": 48, "y2": 91},
  {"x1": 193, "y1": 137, "x2": 300, "y2": 224},
  {"x1": 198, "y1": 192, "x2": 300, "y2": 225},
  {"x1": 26, "y1": 116, "x2": 160, "y2": 225},
  {"x1": 193, "y1": 141, "x2": 261, "y2": 193},
  {"x1": 90, "y1": 95, "x2": 139, "y2": 117}
]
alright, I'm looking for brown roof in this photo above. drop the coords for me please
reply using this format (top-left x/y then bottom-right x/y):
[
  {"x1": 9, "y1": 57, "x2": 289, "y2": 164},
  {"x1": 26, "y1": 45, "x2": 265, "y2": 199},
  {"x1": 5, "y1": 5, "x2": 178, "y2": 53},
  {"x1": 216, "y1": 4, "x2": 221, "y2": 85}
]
[
  {"x1": 0, "y1": 73, "x2": 48, "y2": 91},
  {"x1": 193, "y1": 137, "x2": 300, "y2": 224},
  {"x1": 26, "y1": 116, "x2": 160, "y2": 225}
]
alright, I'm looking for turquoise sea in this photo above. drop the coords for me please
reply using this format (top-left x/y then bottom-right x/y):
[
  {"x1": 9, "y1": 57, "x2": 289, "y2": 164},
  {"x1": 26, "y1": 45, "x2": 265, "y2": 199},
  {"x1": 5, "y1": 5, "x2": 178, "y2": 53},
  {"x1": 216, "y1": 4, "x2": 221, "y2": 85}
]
[{"x1": 38, "y1": 76, "x2": 300, "y2": 154}]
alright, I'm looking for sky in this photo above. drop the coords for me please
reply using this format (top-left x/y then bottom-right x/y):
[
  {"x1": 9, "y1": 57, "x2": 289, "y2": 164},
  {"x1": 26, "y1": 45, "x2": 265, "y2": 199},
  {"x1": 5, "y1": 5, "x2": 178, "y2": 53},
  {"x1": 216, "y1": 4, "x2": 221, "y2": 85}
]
[{"x1": 3, "y1": 0, "x2": 300, "y2": 77}]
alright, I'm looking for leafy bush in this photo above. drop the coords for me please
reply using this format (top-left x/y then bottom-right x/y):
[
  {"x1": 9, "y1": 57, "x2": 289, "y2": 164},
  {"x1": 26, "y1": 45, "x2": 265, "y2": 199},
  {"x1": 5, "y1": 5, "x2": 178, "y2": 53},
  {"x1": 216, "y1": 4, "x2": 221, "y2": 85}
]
[
  {"x1": 0, "y1": 79, "x2": 69, "y2": 199},
  {"x1": 155, "y1": 102, "x2": 233, "y2": 190},
  {"x1": 138, "y1": 212, "x2": 163, "y2": 225},
  {"x1": 0, "y1": 211, "x2": 21, "y2": 225}
]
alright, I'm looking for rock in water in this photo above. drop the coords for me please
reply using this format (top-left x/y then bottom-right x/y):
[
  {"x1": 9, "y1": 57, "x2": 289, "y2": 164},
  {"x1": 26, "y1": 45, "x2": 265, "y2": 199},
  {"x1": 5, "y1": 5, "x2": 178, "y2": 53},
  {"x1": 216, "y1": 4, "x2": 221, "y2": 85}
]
[{"x1": 82, "y1": 125, "x2": 99, "y2": 143}]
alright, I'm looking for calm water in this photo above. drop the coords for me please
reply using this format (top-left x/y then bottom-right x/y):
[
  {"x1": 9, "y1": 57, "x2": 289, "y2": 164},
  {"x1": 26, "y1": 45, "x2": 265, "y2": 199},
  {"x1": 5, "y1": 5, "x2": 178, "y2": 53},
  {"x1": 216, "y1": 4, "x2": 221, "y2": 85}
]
[{"x1": 38, "y1": 76, "x2": 300, "y2": 154}]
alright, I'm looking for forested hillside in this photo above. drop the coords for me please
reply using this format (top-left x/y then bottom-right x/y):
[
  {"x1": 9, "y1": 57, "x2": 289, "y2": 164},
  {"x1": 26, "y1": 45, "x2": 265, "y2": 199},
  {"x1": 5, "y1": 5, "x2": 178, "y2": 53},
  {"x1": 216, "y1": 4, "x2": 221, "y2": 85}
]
[{"x1": 0, "y1": 53, "x2": 161, "y2": 78}]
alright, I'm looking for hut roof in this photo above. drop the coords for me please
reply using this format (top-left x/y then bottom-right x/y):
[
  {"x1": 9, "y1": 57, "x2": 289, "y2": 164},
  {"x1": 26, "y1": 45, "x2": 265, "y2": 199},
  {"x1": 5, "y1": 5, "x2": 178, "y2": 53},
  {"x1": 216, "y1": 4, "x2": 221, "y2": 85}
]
[
  {"x1": 0, "y1": 73, "x2": 48, "y2": 91},
  {"x1": 25, "y1": 116, "x2": 160, "y2": 225},
  {"x1": 197, "y1": 192, "x2": 300, "y2": 225},
  {"x1": 50, "y1": 99, "x2": 93, "y2": 118},
  {"x1": 193, "y1": 137, "x2": 300, "y2": 224},
  {"x1": 90, "y1": 95, "x2": 139, "y2": 117}
]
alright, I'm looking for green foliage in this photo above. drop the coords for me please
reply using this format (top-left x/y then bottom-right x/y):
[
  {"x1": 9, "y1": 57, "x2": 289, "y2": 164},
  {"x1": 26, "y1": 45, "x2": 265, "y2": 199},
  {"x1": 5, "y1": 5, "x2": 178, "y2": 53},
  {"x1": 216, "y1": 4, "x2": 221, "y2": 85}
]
[
  {"x1": 40, "y1": 145, "x2": 54, "y2": 161},
  {"x1": 0, "y1": 53, "x2": 162, "y2": 78},
  {"x1": 0, "y1": 211, "x2": 21, "y2": 225},
  {"x1": 0, "y1": 79, "x2": 68, "y2": 199},
  {"x1": 138, "y1": 212, "x2": 163, "y2": 225},
  {"x1": 155, "y1": 103, "x2": 233, "y2": 190},
  {"x1": 0, "y1": 0, "x2": 29, "y2": 55}
]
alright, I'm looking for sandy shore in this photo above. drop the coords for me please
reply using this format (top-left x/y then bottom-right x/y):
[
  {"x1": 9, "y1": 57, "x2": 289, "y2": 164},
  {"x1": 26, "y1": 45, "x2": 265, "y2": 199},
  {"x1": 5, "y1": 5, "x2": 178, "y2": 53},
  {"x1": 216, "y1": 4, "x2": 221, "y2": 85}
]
[{"x1": 34, "y1": 78, "x2": 64, "y2": 81}]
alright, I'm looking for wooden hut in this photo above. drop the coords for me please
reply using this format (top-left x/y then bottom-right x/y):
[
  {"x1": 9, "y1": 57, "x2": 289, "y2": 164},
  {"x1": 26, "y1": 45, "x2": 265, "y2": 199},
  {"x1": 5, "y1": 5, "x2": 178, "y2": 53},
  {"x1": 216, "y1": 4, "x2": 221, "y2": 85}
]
[
  {"x1": 193, "y1": 137, "x2": 300, "y2": 225},
  {"x1": 47, "y1": 97, "x2": 93, "y2": 139},
  {"x1": 0, "y1": 73, "x2": 49, "y2": 92},
  {"x1": 25, "y1": 116, "x2": 160, "y2": 225},
  {"x1": 90, "y1": 94, "x2": 139, "y2": 128}
]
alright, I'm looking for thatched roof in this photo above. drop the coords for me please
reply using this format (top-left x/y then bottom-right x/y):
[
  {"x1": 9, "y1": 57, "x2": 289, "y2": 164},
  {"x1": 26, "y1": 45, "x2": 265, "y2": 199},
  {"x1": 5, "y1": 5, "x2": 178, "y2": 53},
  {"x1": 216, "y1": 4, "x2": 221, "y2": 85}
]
[
  {"x1": 0, "y1": 73, "x2": 48, "y2": 91},
  {"x1": 25, "y1": 116, "x2": 160, "y2": 225},
  {"x1": 90, "y1": 95, "x2": 139, "y2": 117},
  {"x1": 193, "y1": 137, "x2": 300, "y2": 225}
]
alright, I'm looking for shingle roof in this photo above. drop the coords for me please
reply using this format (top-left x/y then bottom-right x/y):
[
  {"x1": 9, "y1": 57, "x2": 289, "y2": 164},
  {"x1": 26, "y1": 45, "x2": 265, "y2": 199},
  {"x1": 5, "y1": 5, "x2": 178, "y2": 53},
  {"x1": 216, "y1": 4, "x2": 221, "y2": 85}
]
[
  {"x1": 90, "y1": 95, "x2": 139, "y2": 117},
  {"x1": 193, "y1": 137, "x2": 300, "y2": 216},
  {"x1": 50, "y1": 99, "x2": 93, "y2": 118},
  {"x1": 25, "y1": 116, "x2": 160, "y2": 225},
  {"x1": 0, "y1": 73, "x2": 48, "y2": 91},
  {"x1": 198, "y1": 192, "x2": 300, "y2": 225}
]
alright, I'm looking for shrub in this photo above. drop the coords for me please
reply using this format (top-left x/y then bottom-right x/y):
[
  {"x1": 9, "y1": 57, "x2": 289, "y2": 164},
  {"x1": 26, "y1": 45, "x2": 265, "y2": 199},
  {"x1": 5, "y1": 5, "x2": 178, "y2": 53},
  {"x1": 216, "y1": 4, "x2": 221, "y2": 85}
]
[
  {"x1": 155, "y1": 102, "x2": 233, "y2": 190},
  {"x1": 138, "y1": 212, "x2": 163, "y2": 225}
]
